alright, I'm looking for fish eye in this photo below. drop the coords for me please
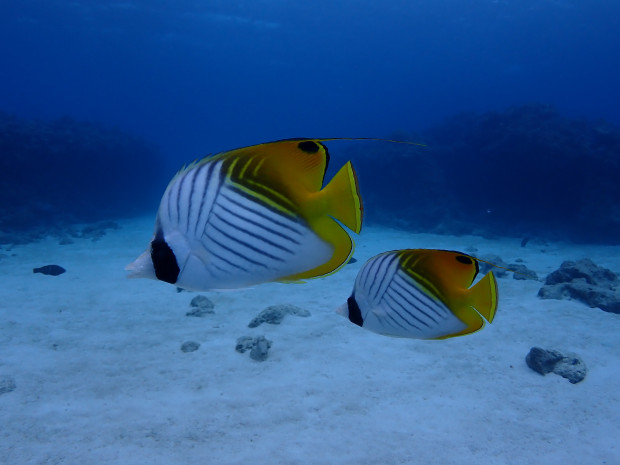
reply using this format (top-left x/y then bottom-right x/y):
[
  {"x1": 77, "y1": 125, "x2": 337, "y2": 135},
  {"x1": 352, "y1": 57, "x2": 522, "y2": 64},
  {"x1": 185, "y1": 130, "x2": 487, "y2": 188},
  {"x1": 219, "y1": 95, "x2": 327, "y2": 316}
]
[
  {"x1": 297, "y1": 140, "x2": 320, "y2": 153},
  {"x1": 455, "y1": 255, "x2": 473, "y2": 265}
]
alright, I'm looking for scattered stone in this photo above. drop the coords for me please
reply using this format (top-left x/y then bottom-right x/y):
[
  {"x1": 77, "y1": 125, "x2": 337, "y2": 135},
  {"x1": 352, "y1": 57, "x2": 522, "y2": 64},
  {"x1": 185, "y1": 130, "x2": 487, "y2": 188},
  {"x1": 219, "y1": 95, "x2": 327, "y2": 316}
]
[
  {"x1": 190, "y1": 295, "x2": 213, "y2": 308},
  {"x1": 0, "y1": 375, "x2": 16, "y2": 395},
  {"x1": 347, "y1": 257, "x2": 358, "y2": 264},
  {"x1": 180, "y1": 341, "x2": 200, "y2": 353},
  {"x1": 481, "y1": 254, "x2": 538, "y2": 279},
  {"x1": 33, "y1": 264, "x2": 66, "y2": 276},
  {"x1": 553, "y1": 354, "x2": 588, "y2": 384},
  {"x1": 186, "y1": 307, "x2": 213, "y2": 317},
  {"x1": 538, "y1": 259, "x2": 620, "y2": 313},
  {"x1": 250, "y1": 336, "x2": 272, "y2": 361},
  {"x1": 508, "y1": 263, "x2": 538, "y2": 281},
  {"x1": 478, "y1": 254, "x2": 509, "y2": 278},
  {"x1": 525, "y1": 347, "x2": 564, "y2": 375},
  {"x1": 525, "y1": 347, "x2": 587, "y2": 384},
  {"x1": 235, "y1": 336, "x2": 272, "y2": 361},
  {"x1": 186, "y1": 295, "x2": 215, "y2": 317},
  {"x1": 248, "y1": 304, "x2": 311, "y2": 328},
  {"x1": 235, "y1": 336, "x2": 255, "y2": 353}
]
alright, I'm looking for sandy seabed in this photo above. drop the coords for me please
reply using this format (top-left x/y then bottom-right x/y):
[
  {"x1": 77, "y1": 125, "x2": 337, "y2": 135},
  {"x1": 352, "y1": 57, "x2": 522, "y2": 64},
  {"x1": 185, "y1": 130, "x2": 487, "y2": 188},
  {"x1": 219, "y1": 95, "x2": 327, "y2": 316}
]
[{"x1": 1, "y1": 217, "x2": 619, "y2": 465}]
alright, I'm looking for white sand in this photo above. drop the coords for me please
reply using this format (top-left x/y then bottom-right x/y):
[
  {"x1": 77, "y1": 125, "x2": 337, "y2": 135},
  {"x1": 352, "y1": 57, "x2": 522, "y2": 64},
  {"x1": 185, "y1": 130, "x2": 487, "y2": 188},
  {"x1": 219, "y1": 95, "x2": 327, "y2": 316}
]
[{"x1": 1, "y1": 217, "x2": 619, "y2": 465}]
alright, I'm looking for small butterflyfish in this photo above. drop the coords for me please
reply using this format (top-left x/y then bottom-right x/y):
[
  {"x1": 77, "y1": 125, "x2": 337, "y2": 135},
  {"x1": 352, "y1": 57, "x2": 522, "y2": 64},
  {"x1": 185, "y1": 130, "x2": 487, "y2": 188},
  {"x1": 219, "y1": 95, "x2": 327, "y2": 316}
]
[
  {"x1": 336, "y1": 249, "x2": 499, "y2": 339},
  {"x1": 126, "y1": 138, "x2": 363, "y2": 290}
]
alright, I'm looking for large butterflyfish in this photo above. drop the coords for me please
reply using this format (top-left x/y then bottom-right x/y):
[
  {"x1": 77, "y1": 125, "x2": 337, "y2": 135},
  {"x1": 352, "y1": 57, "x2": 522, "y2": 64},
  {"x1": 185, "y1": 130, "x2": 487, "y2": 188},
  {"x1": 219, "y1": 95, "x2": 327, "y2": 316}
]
[
  {"x1": 126, "y1": 139, "x2": 363, "y2": 291},
  {"x1": 337, "y1": 249, "x2": 498, "y2": 339}
]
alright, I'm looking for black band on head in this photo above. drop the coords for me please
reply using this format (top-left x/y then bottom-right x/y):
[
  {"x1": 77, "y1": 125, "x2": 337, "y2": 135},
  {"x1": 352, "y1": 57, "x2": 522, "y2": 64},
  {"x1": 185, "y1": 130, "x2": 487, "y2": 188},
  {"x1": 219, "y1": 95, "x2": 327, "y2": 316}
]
[{"x1": 347, "y1": 294, "x2": 364, "y2": 327}]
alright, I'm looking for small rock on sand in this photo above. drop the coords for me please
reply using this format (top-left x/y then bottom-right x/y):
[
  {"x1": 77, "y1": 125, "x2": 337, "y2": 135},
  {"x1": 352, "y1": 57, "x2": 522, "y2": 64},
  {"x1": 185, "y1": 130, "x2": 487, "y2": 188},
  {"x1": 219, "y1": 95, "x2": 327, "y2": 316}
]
[
  {"x1": 235, "y1": 336, "x2": 272, "y2": 362},
  {"x1": 248, "y1": 304, "x2": 311, "y2": 328},
  {"x1": 180, "y1": 341, "x2": 200, "y2": 353}
]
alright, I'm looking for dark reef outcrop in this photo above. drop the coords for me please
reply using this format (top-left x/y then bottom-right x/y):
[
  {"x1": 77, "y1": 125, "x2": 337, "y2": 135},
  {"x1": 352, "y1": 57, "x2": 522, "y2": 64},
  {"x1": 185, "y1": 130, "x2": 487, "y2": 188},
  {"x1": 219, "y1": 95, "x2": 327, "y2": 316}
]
[
  {"x1": 5, "y1": 105, "x2": 619, "y2": 244},
  {"x1": 343, "y1": 104, "x2": 620, "y2": 243},
  {"x1": 0, "y1": 113, "x2": 168, "y2": 244},
  {"x1": 538, "y1": 259, "x2": 620, "y2": 313}
]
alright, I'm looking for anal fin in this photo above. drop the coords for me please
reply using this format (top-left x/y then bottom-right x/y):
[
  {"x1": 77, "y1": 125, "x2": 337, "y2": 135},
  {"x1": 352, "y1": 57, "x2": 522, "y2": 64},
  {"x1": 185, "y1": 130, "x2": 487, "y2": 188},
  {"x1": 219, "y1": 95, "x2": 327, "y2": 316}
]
[{"x1": 280, "y1": 216, "x2": 353, "y2": 282}]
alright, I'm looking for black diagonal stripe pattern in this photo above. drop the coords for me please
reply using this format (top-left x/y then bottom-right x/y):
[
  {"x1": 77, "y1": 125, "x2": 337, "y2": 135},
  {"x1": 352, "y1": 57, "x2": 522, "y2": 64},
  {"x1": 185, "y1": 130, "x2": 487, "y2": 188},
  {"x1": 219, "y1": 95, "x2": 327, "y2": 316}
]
[
  {"x1": 354, "y1": 253, "x2": 453, "y2": 336},
  {"x1": 157, "y1": 155, "x2": 326, "y2": 285},
  {"x1": 201, "y1": 185, "x2": 308, "y2": 277},
  {"x1": 376, "y1": 269, "x2": 451, "y2": 334}
]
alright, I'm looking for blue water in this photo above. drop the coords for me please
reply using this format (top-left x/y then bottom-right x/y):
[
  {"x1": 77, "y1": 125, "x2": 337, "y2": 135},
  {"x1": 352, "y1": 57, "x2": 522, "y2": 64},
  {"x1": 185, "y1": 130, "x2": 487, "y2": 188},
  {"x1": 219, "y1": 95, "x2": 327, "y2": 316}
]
[
  {"x1": 2, "y1": 3, "x2": 620, "y2": 464},
  {"x1": 1, "y1": 0, "x2": 619, "y2": 241}
]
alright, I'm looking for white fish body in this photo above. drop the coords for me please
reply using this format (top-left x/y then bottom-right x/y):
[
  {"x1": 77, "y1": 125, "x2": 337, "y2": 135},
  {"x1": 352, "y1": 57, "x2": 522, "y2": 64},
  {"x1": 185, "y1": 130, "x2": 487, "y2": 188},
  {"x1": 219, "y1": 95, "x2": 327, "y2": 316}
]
[
  {"x1": 127, "y1": 157, "x2": 333, "y2": 290},
  {"x1": 339, "y1": 252, "x2": 468, "y2": 339}
]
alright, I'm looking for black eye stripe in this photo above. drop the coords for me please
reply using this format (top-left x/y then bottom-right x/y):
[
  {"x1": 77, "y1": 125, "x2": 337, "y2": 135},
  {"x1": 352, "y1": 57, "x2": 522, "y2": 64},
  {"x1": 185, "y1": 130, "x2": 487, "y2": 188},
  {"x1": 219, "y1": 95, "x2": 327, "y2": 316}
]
[{"x1": 151, "y1": 230, "x2": 180, "y2": 284}]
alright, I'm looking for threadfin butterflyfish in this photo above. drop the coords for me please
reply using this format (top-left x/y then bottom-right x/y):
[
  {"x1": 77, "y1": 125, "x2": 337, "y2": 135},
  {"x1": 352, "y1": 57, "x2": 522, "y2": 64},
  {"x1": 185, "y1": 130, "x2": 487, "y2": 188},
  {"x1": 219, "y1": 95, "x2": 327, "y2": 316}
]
[
  {"x1": 336, "y1": 249, "x2": 498, "y2": 339},
  {"x1": 126, "y1": 139, "x2": 363, "y2": 291}
]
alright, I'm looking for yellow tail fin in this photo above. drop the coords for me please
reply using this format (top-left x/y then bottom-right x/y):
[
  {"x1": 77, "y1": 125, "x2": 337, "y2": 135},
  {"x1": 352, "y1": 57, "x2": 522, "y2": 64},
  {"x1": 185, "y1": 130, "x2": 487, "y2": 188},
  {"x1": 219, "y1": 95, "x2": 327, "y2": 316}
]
[
  {"x1": 468, "y1": 271, "x2": 498, "y2": 322},
  {"x1": 321, "y1": 161, "x2": 363, "y2": 233}
]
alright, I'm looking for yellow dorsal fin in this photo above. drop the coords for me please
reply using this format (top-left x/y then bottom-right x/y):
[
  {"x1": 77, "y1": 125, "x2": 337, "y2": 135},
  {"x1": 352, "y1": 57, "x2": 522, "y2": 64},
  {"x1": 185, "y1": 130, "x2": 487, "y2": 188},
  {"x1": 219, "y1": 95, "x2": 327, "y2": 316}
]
[
  {"x1": 400, "y1": 250, "x2": 480, "y2": 290},
  {"x1": 169, "y1": 138, "x2": 423, "y2": 198},
  {"x1": 223, "y1": 139, "x2": 329, "y2": 193}
]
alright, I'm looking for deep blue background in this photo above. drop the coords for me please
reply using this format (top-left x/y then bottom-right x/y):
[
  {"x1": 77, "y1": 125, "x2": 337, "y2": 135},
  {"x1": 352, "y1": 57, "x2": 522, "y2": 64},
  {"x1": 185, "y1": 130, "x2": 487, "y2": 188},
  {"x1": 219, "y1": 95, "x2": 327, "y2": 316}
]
[{"x1": 1, "y1": 0, "x2": 619, "y2": 162}]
